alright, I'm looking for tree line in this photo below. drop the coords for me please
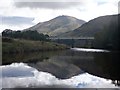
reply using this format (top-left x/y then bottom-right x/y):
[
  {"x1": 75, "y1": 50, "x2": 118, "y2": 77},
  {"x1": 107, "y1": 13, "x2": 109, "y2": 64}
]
[{"x1": 2, "y1": 29, "x2": 50, "y2": 41}]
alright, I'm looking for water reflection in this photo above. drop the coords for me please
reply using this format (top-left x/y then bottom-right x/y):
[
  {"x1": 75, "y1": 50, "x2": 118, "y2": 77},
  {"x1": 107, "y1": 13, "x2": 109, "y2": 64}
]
[
  {"x1": 2, "y1": 50, "x2": 64, "y2": 65},
  {"x1": 94, "y1": 52, "x2": 120, "y2": 86},
  {"x1": 2, "y1": 48, "x2": 120, "y2": 86}
]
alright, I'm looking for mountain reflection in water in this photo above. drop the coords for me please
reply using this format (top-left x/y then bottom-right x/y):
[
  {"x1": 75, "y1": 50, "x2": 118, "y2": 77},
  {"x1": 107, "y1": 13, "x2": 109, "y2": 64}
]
[{"x1": 2, "y1": 48, "x2": 120, "y2": 86}]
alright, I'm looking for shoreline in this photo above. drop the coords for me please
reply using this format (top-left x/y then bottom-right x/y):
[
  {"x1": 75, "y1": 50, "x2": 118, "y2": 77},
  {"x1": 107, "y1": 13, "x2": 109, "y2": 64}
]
[{"x1": 2, "y1": 37, "x2": 69, "y2": 54}]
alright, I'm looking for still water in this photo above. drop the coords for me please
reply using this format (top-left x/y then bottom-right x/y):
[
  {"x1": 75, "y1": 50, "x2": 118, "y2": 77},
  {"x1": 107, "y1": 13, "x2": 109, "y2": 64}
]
[{"x1": 1, "y1": 48, "x2": 120, "y2": 88}]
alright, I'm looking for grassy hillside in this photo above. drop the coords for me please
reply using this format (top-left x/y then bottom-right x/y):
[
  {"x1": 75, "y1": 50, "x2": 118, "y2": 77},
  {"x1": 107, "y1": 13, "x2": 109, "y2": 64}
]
[
  {"x1": 93, "y1": 20, "x2": 120, "y2": 50},
  {"x1": 59, "y1": 14, "x2": 118, "y2": 38},
  {"x1": 57, "y1": 14, "x2": 120, "y2": 50},
  {"x1": 2, "y1": 37, "x2": 69, "y2": 54},
  {"x1": 25, "y1": 15, "x2": 86, "y2": 37}
]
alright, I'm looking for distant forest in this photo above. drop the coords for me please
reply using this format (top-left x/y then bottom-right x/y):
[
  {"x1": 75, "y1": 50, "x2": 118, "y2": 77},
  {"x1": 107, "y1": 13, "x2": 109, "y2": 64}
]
[{"x1": 2, "y1": 29, "x2": 50, "y2": 41}]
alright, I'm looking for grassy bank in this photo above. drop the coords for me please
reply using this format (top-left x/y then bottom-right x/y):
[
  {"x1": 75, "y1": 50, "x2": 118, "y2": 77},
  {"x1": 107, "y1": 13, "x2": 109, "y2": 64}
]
[{"x1": 2, "y1": 37, "x2": 69, "y2": 54}]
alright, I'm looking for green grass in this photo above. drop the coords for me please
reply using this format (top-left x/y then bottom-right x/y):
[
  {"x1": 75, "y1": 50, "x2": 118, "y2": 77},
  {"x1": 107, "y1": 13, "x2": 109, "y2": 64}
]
[{"x1": 2, "y1": 38, "x2": 69, "y2": 54}]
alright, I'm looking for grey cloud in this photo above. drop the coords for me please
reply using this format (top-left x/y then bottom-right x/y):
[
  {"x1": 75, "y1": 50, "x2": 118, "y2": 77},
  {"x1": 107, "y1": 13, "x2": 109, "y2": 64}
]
[
  {"x1": 118, "y1": 1, "x2": 120, "y2": 14},
  {"x1": 1, "y1": 16, "x2": 34, "y2": 25},
  {"x1": 97, "y1": 1, "x2": 107, "y2": 5},
  {"x1": 14, "y1": 2, "x2": 82, "y2": 9}
]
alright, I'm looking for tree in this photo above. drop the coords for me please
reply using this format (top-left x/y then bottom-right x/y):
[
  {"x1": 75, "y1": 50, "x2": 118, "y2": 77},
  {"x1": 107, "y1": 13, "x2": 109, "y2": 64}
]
[{"x1": 2, "y1": 30, "x2": 50, "y2": 41}]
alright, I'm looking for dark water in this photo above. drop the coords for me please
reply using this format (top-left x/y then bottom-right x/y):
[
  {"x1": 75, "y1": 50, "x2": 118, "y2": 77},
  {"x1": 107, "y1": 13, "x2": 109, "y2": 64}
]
[{"x1": 2, "y1": 48, "x2": 120, "y2": 86}]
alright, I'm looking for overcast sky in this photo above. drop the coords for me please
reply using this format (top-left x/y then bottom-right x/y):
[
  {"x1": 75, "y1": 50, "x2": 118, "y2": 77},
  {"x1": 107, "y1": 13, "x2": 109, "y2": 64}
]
[{"x1": 0, "y1": 0, "x2": 119, "y2": 32}]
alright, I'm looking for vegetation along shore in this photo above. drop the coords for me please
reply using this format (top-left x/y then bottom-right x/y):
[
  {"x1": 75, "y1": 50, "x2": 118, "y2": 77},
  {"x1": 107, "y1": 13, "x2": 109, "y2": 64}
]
[{"x1": 2, "y1": 30, "x2": 69, "y2": 54}]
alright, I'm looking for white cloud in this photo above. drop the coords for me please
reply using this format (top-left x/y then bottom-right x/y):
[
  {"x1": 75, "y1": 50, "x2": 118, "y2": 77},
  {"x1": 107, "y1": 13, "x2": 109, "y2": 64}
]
[
  {"x1": 0, "y1": 0, "x2": 119, "y2": 32},
  {"x1": 0, "y1": 23, "x2": 34, "y2": 31}
]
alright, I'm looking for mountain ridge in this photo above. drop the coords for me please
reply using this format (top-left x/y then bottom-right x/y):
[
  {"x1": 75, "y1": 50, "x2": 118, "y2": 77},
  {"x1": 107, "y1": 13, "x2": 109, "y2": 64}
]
[
  {"x1": 24, "y1": 15, "x2": 86, "y2": 37},
  {"x1": 58, "y1": 14, "x2": 119, "y2": 38}
]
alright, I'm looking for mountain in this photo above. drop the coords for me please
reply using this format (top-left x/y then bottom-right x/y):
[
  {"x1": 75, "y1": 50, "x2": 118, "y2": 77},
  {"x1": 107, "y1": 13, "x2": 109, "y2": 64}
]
[
  {"x1": 59, "y1": 14, "x2": 119, "y2": 38},
  {"x1": 25, "y1": 15, "x2": 86, "y2": 37},
  {"x1": 92, "y1": 14, "x2": 119, "y2": 50}
]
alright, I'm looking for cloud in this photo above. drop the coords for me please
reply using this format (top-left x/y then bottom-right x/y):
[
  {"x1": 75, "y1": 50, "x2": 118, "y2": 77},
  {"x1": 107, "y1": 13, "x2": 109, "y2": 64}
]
[
  {"x1": 0, "y1": 0, "x2": 118, "y2": 32},
  {"x1": 14, "y1": 2, "x2": 83, "y2": 9},
  {"x1": 0, "y1": 16, "x2": 35, "y2": 31},
  {"x1": 118, "y1": 1, "x2": 120, "y2": 14},
  {"x1": 1, "y1": 16, "x2": 34, "y2": 25}
]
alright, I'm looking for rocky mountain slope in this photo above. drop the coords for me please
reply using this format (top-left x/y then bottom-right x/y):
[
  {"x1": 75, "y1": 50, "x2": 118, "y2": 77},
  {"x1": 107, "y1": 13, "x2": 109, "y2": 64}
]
[{"x1": 25, "y1": 15, "x2": 86, "y2": 37}]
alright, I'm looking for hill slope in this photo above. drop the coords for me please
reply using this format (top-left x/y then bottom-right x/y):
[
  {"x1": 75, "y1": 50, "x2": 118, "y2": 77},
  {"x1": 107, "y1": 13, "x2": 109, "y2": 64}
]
[
  {"x1": 25, "y1": 15, "x2": 86, "y2": 37},
  {"x1": 59, "y1": 14, "x2": 118, "y2": 38}
]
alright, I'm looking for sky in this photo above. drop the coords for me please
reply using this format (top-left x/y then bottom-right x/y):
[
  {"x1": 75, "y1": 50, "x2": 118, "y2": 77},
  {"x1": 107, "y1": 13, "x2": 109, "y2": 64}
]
[{"x1": 0, "y1": 0, "x2": 119, "y2": 32}]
